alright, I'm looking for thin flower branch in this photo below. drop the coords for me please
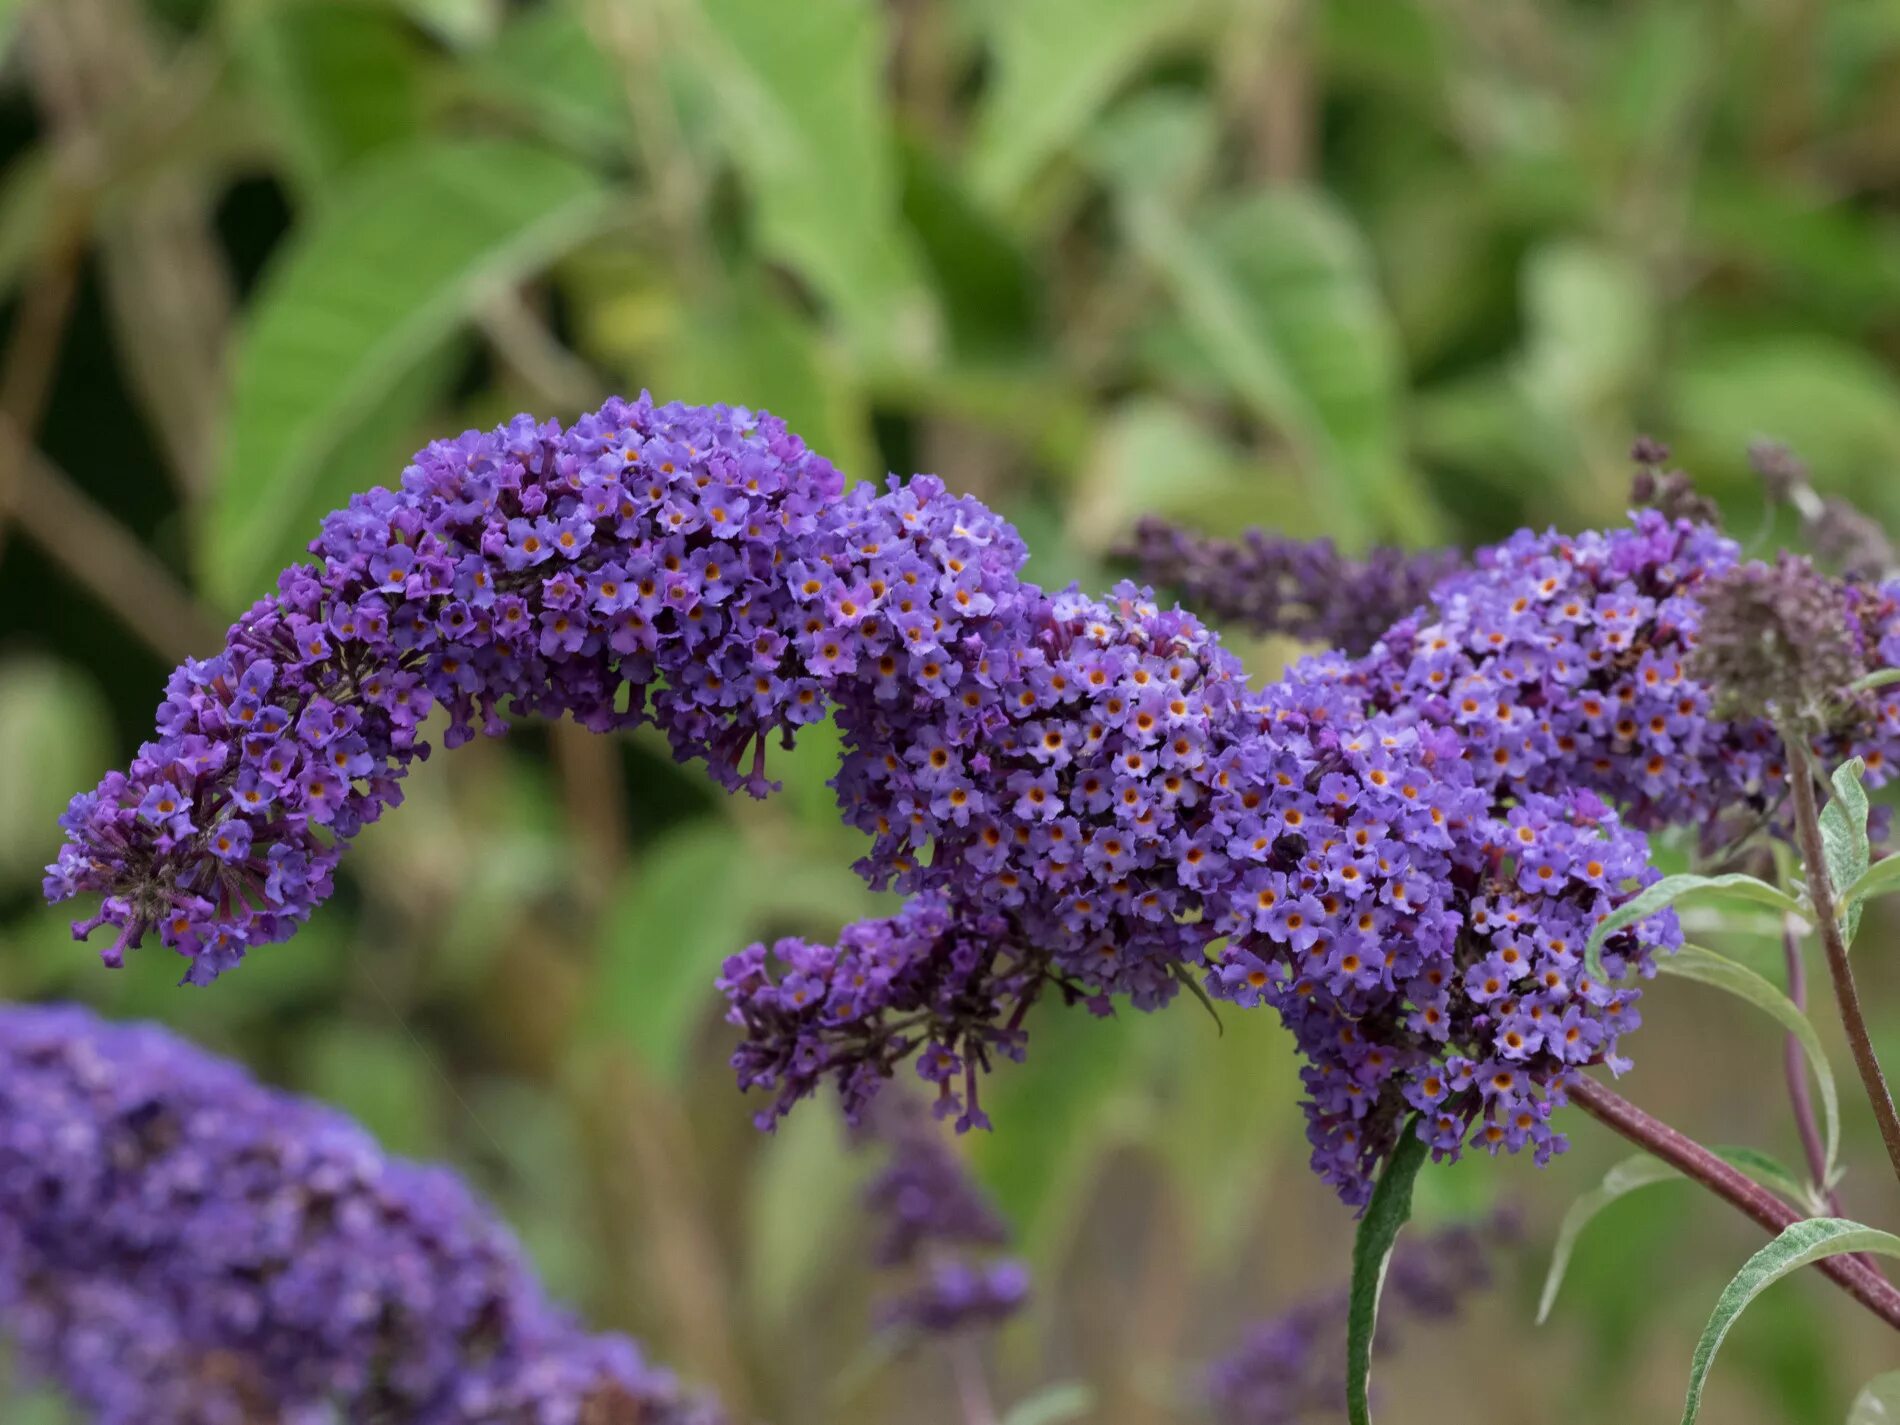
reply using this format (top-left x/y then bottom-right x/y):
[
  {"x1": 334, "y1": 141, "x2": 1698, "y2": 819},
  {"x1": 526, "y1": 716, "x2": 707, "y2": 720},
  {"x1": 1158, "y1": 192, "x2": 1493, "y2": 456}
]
[
  {"x1": 1781, "y1": 916, "x2": 1841, "y2": 1212},
  {"x1": 1785, "y1": 742, "x2": 1900, "y2": 1190},
  {"x1": 1567, "y1": 1074, "x2": 1900, "y2": 1330}
]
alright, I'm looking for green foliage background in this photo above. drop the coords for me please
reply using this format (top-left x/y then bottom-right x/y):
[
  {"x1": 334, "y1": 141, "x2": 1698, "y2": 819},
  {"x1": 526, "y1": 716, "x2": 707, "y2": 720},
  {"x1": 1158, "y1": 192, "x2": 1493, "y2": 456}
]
[{"x1": 3, "y1": 1, "x2": 1900, "y2": 1420}]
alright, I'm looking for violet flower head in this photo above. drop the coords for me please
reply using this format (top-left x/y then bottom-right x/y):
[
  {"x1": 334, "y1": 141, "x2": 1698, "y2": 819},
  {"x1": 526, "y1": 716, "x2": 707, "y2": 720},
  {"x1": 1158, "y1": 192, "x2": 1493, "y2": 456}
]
[
  {"x1": 1690, "y1": 556, "x2": 1870, "y2": 735},
  {"x1": 45, "y1": 394, "x2": 846, "y2": 980},
  {"x1": 0, "y1": 1002, "x2": 722, "y2": 1425},
  {"x1": 859, "y1": 1095, "x2": 1028, "y2": 1336},
  {"x1": 1751, "y1": 439, "x2": 1896, "y2": 580},
  {"x1": 1354, "y1": 512, "x2": 1900, "y2": 838},
  {"x1": 43, "y1": 392, "x2": 1696, "y2": 1205},
  {"x1": 1120, "y1": 517, "x2": 1461, "y2": 657}
]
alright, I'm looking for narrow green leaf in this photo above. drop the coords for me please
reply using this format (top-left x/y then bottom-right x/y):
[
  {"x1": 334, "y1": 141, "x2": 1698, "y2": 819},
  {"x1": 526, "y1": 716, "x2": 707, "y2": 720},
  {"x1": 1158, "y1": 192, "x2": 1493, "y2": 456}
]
[
  {"x1": 1001, "y1": 1382, "x2": 1095, "y2": 1425},
  {"x1": 966, "y1": 0, "x2": 1191, "y2": 206},
  {"x1": 1848, "y1": 1371, "x2": 1900, "y2": 1424},
  {"x1": 1660, "y1": 944, "x2": 1838, "y2": 1189},
  {"x1": 1850, "y1": 669, "x2": 1900, "y2": 695},
  {"x1": 466, "y1": 5, "x2": 630, "y2": 156},
  {"x1": 205, "y1": 139, "x2": 611, "y2": 609},
  {"x1": 683, "y1": 0, "x2": 932, "y2": 358},
  {"x1": 1683, "y1": 1219, "x2": 1900, "y2": 1424},
  {"x1": 1820, "y1": 758, "x2": 1871, "y2": 944},
  {"x1": 1585, "y1": 873, "x2": 1805, "y2": 981},
  {"x1": 1114, "y1": 187, "x2": 1441, "y2": 547},
  {"x1": 1844, "y1": 855, "x2": 1900, "y2": 910},
  {"x1": 238, "y1": 1, "x2": 428, "y2": 189},
  {"x1": 1537, "y1": 1153, "x2": 1681, "y2": 1325},
  {"x1": 1536, "y1": 1145, "x2": 1809, "y2": 1326},
  {"x1": 1347, "y1": 1121, "x2": 1430, "y2": 1425}
]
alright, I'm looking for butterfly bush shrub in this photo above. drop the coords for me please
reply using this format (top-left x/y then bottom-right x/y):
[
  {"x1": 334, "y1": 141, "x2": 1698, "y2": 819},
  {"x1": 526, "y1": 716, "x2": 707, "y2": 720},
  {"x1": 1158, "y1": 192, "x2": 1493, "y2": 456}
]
[
  {"x1": 36, "y1": 399, "x2": 1900, "y2": 1420},
  {"x1": 0, "y1": 1002, "x2": 723, "y2": 1424}
]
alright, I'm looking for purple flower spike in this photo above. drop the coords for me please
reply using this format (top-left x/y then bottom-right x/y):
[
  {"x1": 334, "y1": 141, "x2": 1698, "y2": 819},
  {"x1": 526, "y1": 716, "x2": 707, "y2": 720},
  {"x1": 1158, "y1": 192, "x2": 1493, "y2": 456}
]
[
  {"x1": 0, "y1": 1002, "x2": 723, "y2": 1425},
  {"x1": 45, "y1": 394, "x2": 846, "y2": 981}
]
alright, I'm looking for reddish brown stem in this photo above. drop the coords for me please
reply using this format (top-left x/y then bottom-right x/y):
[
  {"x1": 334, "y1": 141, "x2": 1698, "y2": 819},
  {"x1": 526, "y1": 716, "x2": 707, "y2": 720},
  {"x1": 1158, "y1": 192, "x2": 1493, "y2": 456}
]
[
  {"x1": 1785, "y1": 743, "x2": 1900, "y2": 1190},
  {"x1": 1568, "y1": 1074, "x2": 1900, "y2": 1330}
]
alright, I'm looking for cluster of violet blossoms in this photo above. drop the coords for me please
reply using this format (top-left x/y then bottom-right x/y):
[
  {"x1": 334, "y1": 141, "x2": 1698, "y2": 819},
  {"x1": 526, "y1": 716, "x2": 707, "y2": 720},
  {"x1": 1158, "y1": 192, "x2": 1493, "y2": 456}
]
[
  {"x1": 1121, "y1": 517, "x2": 1462, "y2": 657},
  {"x1": 860, "y1": 1094, "x2": 1029, "y2": 1335},
  {"x1": 44, "y1": 394, "x2": 846, "y2": 979},
  {"x1": 58, "y1": 393, "x2": 1883, "y2": 1207},
  {"x1": 0, "y1": 1003, "x2": 721, "y2": 1425},
  {"x1": 1349, "y1": 513, "x2": 1900, "y2": 838}
]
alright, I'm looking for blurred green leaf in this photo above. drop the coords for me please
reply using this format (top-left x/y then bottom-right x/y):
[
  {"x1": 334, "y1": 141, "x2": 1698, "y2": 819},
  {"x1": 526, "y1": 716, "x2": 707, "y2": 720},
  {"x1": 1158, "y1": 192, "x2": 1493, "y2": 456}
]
[
  {"x1": 1850, "y1": 1372, "x2": 1900, "y2": 1424},
  {"x1": 1516, "y1": 240, "x2": 1652, "y2": 422},
  {"x1": 205, "y1": 138, "x2": 612, "y2": 608},
  {"x1": 1660, "y1": 944, "x2": 1838, "y2": 1191},
  {"x1": 682, "y1": 0, "x2": 934, "y2": 360},
  {"x1": 1820, "y1": 757, "x2": 1870, "y2": 944},
  {"x1": 1118, "y1": 185, "x2": 1441, "y2": 546},
  {"x1": 1347, "y1": 1121, "x2": 1428, "y2": 1425},
  {"x1": 743, "y1": 1095, "x2": 867, "y2": 1330},
  {"x1": 1682, "y1": 1218, "x2": 1900, "y2": 1423},
  {"x1": 297, "y1": 1019, "x2": 445, "y2": 1158},
  {"x1": 1538, "y1": 1152, "x2": 1681, "y2": 1325},
  {"x1": 0, "y1": 657, "x2": 111, "y2": 889},
  {"x1": 1537, "y1": 1145, "x2": 1808, "y2": 1327},
  {"x1": 390, "y1": 0, "x2": 499, "y2": 48},
  {"x1": 1672, "y1": 337, "x2": 1900, "y2": 489},
  {"x1": 240, "y1": 0, "x2": 428, "y2": 189},
  {"x1": 967, "y1": 0, "x2": 1192, "y2": 205},
  {"x1": 899, "y1": 138, "x2": 1039, "y2": 359},
  {"x1": 589, "y1": 824, "x2": 759, "y2": 1080},
  {"x1": 1001, "y1": 1382, "x2": 1094, "y2": 1425},
  {"x1": 466, "y1": 3, "x2": 630, "y2": 157}
]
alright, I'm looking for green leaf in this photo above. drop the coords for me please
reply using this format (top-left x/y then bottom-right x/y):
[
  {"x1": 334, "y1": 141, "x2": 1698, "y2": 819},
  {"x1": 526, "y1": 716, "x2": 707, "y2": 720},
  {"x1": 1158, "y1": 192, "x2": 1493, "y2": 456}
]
[
  {"x1": 587, "y1": 825, "x2": 764, "y2": 1080},
  {"x1": 1844, "y1": 855, "x2": 1900, "y2": 911},
  {"x1": 466, "y1": 4, "x2": 630, "y2": 157},
  {"x1": 1114, "y1": 186, "x2": 1442, "y2": 547},
  {"x1": 966, "y1": 0, "x2": 1192, "y2": 206},
  {"x1": 899, "y1": 137, "x2": 1039, "y2": 359},
  {"x1": 1538, "y1": 1146, "x2": 1815, "y2": 1327},
  {"x1": 683, "y1": 0, "x2": 933, "y2": 359},
  {"x1": 1347, "y1": 1121, "x2": 1430, "y2": 1425},
  {"x1": 1585, "y1": 873, "x2": 1805, "y2": 982},
  {"x1": 1660, "y1": 944, "x2": 1839, "y2": 1190},
  {"x1": 1849, "y1": 1371, "x2": 1900, "y2": 1424},
  {"x1": 1001, "y1": 1383, "x2": 1095, "y2": 1425},
  {"x1": 239, "y1": 1, "x2": 428, "y2": 189},
  {"x1": 205, "y1": 139, "x2": 611, "y2": 609},
  {"x1": 1682, "y1": 1218, "x2": 1900, "y2": 1424},
  {"x1": 1850, "y1": 669, "x2": 1900, "y2": 694},
  {"x1": 1537, "y1": 1153, "x2": 1683, "y2": 1325},
  {"x1": 0, "y1": 657, "x2": 111, "y2": 888},
  {"x1": 1820, "y1": 757, "x2": 1871, "y2": 944}
]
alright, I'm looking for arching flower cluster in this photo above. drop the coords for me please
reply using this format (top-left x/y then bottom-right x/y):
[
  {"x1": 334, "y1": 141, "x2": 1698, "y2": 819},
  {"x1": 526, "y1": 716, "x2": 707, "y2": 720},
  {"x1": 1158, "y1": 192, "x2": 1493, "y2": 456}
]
[
  {"x1": 1350, "y1": 513, "x2": 1900, "y2": 838},
  {"x1": 45, "y1": 395, "x2": 1690, "y2": 1205},
  {"x1": 0, "y1": 1003, "x2": 721, "y2": 1425},
  {"x1": 1199, "y1": 660, "x2": 1665, "y2": 1197},
  {"x1": 44, "y1": 394, "x2": 847, "y2": 979},
  {"x1": 1121, "y1": 517, "x2": 1461, "y2": 657},
  {"x1": 860, "y1": 1093, "x2": 1029, "y2": 1335}
]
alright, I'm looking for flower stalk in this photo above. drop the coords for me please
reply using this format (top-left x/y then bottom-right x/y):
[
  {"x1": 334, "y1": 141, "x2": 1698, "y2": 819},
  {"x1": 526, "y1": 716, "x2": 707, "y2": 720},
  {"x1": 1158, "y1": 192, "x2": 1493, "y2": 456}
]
[
  {"x1": 1567, "y1": 1074, "x2": 1900, "y2": 1330},
  {"x1": 1784, "y1": 742, "x2": 1900, "y2": 1190}
]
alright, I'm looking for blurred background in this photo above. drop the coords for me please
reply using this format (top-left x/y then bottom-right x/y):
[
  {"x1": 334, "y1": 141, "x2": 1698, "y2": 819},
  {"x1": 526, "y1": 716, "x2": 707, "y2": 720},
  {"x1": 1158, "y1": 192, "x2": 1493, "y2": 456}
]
[{"x1": 3, "y1": 0, "x2": 1900, "y2": 1420}]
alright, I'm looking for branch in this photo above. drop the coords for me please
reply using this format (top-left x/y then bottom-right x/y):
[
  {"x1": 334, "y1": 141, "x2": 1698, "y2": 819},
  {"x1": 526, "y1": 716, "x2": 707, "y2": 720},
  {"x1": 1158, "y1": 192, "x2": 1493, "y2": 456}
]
[{"x1": 1568, "y1": 1074, "x2": 1900, "y2": 1330}]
